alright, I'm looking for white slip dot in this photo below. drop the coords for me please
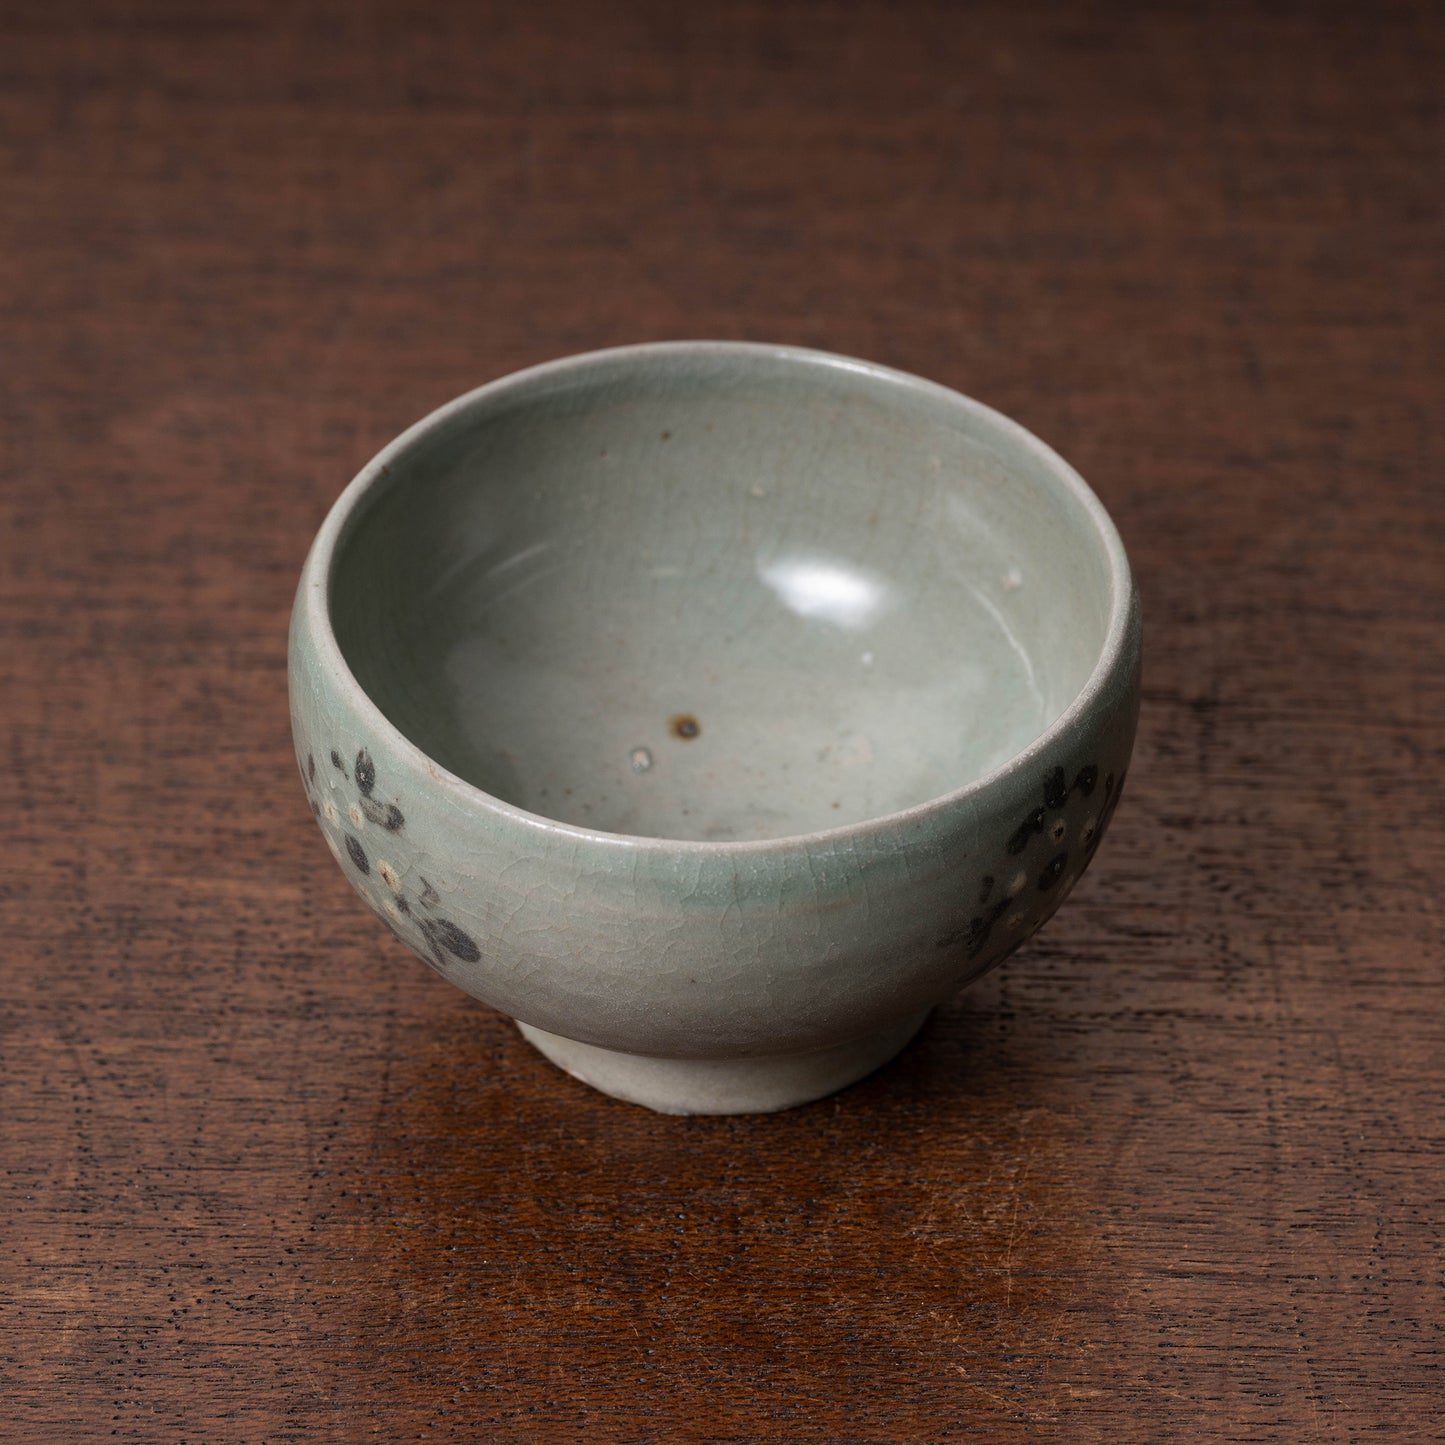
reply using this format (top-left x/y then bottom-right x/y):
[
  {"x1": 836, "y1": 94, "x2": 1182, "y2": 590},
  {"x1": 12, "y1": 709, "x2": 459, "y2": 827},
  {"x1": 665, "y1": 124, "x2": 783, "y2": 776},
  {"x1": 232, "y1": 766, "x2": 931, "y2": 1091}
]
[{"x1": 1008, "y1": 870, "x2": 1028, "y2": 897}]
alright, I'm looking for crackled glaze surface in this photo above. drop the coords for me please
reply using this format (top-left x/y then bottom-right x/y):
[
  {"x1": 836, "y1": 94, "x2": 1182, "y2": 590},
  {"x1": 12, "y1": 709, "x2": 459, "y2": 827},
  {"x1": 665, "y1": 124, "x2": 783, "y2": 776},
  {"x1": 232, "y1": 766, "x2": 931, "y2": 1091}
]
[
  {"x1": 942, "y1": 760, "x2": 1131, "y2": 965},
  {"x1": 296, "y1": 743, "x2": 481, "y2": 973},
  {"x1": 288, "y1": 342, "x2": 1141, "y2": 1113}
]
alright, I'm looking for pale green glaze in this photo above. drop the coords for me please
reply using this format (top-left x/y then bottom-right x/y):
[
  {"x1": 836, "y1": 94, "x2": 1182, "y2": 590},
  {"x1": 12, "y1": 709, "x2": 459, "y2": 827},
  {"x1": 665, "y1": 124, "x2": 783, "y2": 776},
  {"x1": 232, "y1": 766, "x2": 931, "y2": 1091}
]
[{"x1": 288, "y1": 343, "x2": 1141, "y2": 1113}]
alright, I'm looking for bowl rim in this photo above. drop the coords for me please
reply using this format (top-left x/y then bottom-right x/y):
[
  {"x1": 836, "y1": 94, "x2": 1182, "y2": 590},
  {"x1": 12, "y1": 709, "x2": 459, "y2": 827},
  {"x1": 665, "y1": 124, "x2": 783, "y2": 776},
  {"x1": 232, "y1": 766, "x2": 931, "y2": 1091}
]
[{"x1": 297, "y1": 340, "x2": 1138, "y2": 855}]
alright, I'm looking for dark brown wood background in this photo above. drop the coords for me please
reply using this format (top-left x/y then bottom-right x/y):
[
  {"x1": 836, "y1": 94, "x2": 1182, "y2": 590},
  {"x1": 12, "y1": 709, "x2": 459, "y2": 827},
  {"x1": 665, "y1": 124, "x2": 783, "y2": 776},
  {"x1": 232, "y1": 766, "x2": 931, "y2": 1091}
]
[{"x1": 3, "y1": 1, "x2": 1441, "y2": 1439}]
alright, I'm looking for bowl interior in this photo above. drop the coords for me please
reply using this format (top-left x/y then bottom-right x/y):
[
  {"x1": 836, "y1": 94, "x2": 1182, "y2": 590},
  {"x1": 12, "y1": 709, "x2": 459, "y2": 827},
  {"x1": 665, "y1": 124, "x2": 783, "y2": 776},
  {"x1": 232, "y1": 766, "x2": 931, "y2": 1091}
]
[{"x1": 329, "y1": 348, "x2": 1120, "y2": 842}]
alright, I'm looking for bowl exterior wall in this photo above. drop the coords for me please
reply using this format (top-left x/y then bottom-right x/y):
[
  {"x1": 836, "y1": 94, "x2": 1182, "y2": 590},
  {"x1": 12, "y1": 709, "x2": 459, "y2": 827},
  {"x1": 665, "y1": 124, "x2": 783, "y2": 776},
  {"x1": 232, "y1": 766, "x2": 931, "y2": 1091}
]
[{"x1": 289, "y1": 571, "x2": 1140, "y2": 1062}]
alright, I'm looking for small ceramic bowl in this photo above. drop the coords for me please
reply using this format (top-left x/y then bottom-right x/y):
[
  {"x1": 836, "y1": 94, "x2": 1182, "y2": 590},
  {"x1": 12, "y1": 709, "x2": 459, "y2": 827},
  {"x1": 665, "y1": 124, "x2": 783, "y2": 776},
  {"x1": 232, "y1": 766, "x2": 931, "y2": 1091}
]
[{"x1": 289, "y1": 342, "x2": 1140, "y2": 1114}]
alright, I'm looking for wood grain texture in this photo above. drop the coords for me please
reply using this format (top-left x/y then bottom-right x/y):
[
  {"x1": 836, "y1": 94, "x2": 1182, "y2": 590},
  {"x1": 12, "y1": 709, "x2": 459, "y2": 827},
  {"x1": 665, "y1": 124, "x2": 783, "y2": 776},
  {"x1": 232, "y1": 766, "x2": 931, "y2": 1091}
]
[{"x1": 2, "y1": 1, "x2": 1441, "y2": 1439}]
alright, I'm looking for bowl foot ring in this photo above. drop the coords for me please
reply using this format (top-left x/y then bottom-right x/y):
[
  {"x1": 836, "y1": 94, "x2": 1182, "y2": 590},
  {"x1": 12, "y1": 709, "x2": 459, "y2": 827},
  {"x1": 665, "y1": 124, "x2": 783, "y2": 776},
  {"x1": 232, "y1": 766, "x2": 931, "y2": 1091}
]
[{"x1": 516, "y1": 1010, "x2": 931, "y2": 1115}]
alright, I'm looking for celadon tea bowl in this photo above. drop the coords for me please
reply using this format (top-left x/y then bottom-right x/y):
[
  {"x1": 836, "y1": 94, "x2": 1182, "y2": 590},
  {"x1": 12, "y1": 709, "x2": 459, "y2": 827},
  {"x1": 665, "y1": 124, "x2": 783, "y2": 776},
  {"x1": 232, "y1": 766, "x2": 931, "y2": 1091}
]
[{"x1": 288, "y1": 342, "x2": 1141, "y2": 1114}]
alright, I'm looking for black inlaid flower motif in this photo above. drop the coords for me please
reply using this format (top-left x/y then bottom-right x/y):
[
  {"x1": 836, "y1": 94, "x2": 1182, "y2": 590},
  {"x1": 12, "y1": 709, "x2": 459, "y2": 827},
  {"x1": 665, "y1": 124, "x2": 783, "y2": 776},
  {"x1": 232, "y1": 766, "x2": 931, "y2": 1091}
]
[
  {"x1": 1037, "y1": 852, "x2": 1068, "y2": 891},
  {"x1": 1007, "y1": 807, "x2": 1047, "y2": 856},
  {"x1": 939, "y1": 756, "x2": 1126, "y2": 961},
  {"x1": 1043, "y1": 765, "x2": 1069, "y2": 810},
  {"x1": 419, "y1": 917, "x2": 482, "y2": 965},
  {"x1": 298, "y1": 737, "x2": 481, "y2": 974}
]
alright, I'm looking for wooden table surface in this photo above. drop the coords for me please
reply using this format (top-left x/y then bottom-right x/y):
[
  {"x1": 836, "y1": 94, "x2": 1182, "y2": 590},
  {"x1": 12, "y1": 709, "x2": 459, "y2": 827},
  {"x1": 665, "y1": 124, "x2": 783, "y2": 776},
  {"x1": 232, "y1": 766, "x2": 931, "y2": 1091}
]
[{"x1": 4, "y1": 2, "x2": 1441, "y2": 1439}]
